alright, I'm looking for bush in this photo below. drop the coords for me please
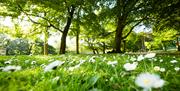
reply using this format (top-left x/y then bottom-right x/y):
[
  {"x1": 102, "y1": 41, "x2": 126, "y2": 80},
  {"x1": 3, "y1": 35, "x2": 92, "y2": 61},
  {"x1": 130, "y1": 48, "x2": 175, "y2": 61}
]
[{"x1": 6, "y1": 38, "x2": 30, "y2": 55}]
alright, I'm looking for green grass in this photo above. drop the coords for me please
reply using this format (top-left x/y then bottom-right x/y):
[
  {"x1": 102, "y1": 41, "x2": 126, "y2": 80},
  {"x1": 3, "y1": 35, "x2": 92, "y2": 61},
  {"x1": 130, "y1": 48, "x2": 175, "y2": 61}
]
[{"x1": 0, "y1": 54, "x2": 179, "y2": 91}]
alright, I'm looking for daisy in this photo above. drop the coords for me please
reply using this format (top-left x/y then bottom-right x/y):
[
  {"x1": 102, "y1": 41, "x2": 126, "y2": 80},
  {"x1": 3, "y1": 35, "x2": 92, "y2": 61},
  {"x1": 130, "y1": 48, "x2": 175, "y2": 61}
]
[
  {"x1": 123, "y1": 62, "x2": 138, "y2": 71},
  {"x1": 4, "y1": 61, "x2": 11, "y2": 64},
  {"x1": 40, "y1": 64, "x2": 46, "y2": 68},
  {"x1": 135, "y1": 73, "x2": 165, "y2": 91},
  {"x1": 89, "y1": 56, "x2": 96, "y2": 63},
  {"x1": 52, "y1": 76, "x2": 60, "y2": 82},
  {"x1": 31, "y1": 61, "x2": 36, "y2": 65},
  {"x1": 68, "y1": 64, "x2": 81, "y2": 71},
  {"x1": 160, "y1": 68, "x2": 165, "y2": 72},
  {"x1": 107, "y1": 61, "x2": 118, "y2": 67},
  {"x1": 2, "y1": 65, "x2": 21, "y2": 72},
  {"x1": 144, "y1": 53, "x2": 156, "y2": 58},
  {"x1": 137, "y1": 55, "x2": 144, "y2": 61},
  {"x1": 79, "y1": 60, "x2": 86, "y2": 64},
  {"x1": 25, "y1": 60, "x2": 30, "y2": 64},
  {"x1": 44, "y1": 60, "x2": 64, "y2": 72},
  {"x1": 159, "y1": 59, "x2": 163, "y2": 62},
  {"x1": 130, "y1": 57, "x2": 136, "y2": 61},
  {"x1": 170, "y1": 60, "x2": 178, "y2": 63},
  {"x1": 153, "y1": 66, "x2": 160, "y2": 71},
  {"x1": 174, "y1": 67, "x2": 179, "y2": 71}
]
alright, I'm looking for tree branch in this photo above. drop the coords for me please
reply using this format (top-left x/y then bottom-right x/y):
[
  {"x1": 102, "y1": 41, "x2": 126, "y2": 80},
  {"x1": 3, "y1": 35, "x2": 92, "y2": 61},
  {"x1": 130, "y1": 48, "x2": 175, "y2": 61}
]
[
  {"x1": 122, "y1": 17, "x2": 146, "y2": 39},
  {"x1": 17, "y1": 4, "x2": 63, "y2": 33}
]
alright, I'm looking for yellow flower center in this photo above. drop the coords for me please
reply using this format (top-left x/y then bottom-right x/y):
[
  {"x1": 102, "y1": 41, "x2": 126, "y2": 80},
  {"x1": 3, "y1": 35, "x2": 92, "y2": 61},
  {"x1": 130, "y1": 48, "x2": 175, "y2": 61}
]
[{"x1": 143, "y1": 79, "x2": 150, "y2": 84}]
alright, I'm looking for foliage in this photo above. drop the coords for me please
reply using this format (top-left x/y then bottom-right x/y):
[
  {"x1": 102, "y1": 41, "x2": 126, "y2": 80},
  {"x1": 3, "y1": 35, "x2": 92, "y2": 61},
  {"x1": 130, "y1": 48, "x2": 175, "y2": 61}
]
[
  {"x1": 145, "y1": 29, "x2": 177, "y2": 51},
  {"x1": 6, "y1": 38, "x2": 30, "y2": 55}
]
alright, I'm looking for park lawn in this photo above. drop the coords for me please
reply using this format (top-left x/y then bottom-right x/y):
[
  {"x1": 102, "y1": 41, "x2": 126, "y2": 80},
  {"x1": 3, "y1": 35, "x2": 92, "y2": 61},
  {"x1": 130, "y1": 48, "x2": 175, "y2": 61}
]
[{"x1": 0, "y1": 54, "x2": 179, "y2": 91}]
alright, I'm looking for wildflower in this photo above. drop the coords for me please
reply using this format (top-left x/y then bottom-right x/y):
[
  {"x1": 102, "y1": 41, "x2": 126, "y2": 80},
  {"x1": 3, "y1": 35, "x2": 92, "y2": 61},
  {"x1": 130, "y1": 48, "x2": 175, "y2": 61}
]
[
  {"x1": 4, "y1": 61, "x2": 11, "y2": 64},
  {"x1": 144, "y1": 53, "x2": 156, "y2": 58},
  {"x1": 153, "y1": 66, "x2": 160, "y2": 71},
  {"x1": 79, "y1": 60, "x2": 86, "y2": 64},
  {"x1": 52, "y1": 76, "x2": 60, "y2": 81},
  {"x1": 135, "y1": 73, "x2": 165, "y2": 90},
  {"x1": 130, "y1": 57, "x2": 136, "y2": 61},
  {"x1": 2, "y1": 65, "x2": 21, "y2": 72},
  {"x1": 40, "y1": 64, "x2": 46, "y2": 68},
  {"x1": 153, "y1": 79, "x2": 165, "y2": 88},
  {"x1": 159, "y1": 59, "x2": 163, "y2": 62},
  {"x1": 137, "y1": 55, "x2": 144, "y2": 61},
  {"x1": 170, "y1": 60, "x2": 178, "y2": 63},
  {"x1": 107, "y1": 61, "x2": 118, "y2": 67},
  {"x1": 68, "y1": 64, "x2": 80, "y2": 71},
  {"x1": 31, "y1": 61, "x2": 36, "y2": 65},
  {"x1": 89, "y1": 56, "x2": 96, "y2": 63},
  {"x1": 102, "y1": 57, "x2": 107, "y2": 62},
  {"x1": 25, "y1": 60, "x2": 30, "y2": 64},
  {"x1": 123, "y1": 62, "x2": 138, "y2": 71},
  {"x1": 160, "y1": 68, "x2": 165, "y2": 72},
  {"x1": 174, "y1": 67, "x2": 180, "y2": 71},
  {"x1": 44, "y1": 60, "x2": 64, "y2": 72},
  {"x1": 133, "y1": 62, "x2": 138, "y2": 65}
]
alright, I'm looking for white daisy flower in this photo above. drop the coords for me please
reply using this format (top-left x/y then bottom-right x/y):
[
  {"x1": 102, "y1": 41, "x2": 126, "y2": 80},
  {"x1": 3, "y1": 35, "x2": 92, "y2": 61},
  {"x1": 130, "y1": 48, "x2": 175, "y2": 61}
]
[
  {"x1": 130, "y1": 57, "x2": 136, "y2": 61},
  {"x1": 153, "y1": 79, "x2": 165, "y2": 88},
  {"x1": 153, "y1": 66, "x2": 160, "y2": 71},
  {"x1": 137, "y1": 55, "x2": 144, "y2": 61},
  {"x1": 174, "y1": 67, "x2": 180, "y2": 71},
  {"x1": 123, "y1": 62, "x2": 138, "y2": 71},
  {"x1": 107, "y1": 61, "x2": 118, "y2": 67},
  {"x1": 31, "y1": 61, "x2": 36, "y2": 65},
  {"x1": 144, "y1": 53, "x2": 156, "y2": 58},
  {"x1": 159, "y1": 59, "x2": 163, "y2": 62},
  {"x1": 160, "y1": 68, "x2": 165, "y2": 72},
  {"x1": 133, "y1": 62, "x2": 138, "y2": 65},
  {"x1": 170, "y1": 60, "x2": 178, "y2": 63},
  {"x1": 68, "y1": 64, "x2": 81, "y2": 71},
  {"x1": 40, "y1": 64, "x2": 46, "y2": 68},
  {"x1": 44, "y1": 60, "x2": 64, "y2": 72},
  {"x1": 52, "y1": 76, "x2": 60, "y2": 81},
  {"x1": 25, "y1": 60, "x2": 30, "y2": 64},
  {"x1": 89, "y1": 56, "x2": 96, "y2": 63},
  {"x1": 79, "y1": 60, "x2": 86, "y2": 64},
  {"x1": 2, "y1": 65, "x2": 21, "y2": 72},
  {"x1": 102, "y1": 57, "x2": 107, "y2": 62},
  {"x1": 4, "y1": 61, "x2": 11, "y2": 64},
  {"x1": 135, "y1": 73, "x2": 165, "y2": 90}
]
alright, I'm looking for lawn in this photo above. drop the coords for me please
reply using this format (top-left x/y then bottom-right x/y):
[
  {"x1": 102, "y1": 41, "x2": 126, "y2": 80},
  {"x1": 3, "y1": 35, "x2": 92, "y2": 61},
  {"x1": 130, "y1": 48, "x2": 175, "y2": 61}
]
[{"x1": 0, "y1": 54, "x2": 179, "y2": 91}]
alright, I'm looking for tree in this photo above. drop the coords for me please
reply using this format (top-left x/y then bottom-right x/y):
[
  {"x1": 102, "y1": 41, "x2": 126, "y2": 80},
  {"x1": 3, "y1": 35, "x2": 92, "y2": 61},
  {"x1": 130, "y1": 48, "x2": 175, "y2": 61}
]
[{"x1": 0, "y1": 0, "x2": 80, "y2": 54}]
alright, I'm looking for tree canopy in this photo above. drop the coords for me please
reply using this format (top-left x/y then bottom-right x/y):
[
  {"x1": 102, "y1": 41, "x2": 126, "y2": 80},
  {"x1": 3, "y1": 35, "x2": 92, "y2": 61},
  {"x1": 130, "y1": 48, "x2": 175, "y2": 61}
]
[{"x1": 0, "y1": 0, "x2": 179, "y2": 54}]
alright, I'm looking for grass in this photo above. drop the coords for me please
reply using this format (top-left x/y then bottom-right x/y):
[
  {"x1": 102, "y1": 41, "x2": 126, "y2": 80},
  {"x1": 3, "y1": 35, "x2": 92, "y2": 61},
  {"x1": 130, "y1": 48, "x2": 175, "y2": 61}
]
[{"x1": 0, "y1": 54, "x2": 180, "y2": 91}]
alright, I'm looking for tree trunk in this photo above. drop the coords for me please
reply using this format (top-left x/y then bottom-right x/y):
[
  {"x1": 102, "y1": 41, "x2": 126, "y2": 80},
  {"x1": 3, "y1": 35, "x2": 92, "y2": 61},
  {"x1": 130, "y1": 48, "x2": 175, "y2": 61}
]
[
  {"x1": 115, "y1": 17, "x2": 125, "y2": 53},
  {"x1": 60, "y1": 32, "x2": 67, "y2": 54},
  {"x1": 102, "y1": 42, "x2": 106, "y2": 54},
  {"x1": 59, "y1": 6, "x2": 75, "y2": 54},
  {"x1": 44, "y1": 42, "x2": 48, "y2": 55},
  {"x1": 76, "y1": 6, "x2": 81, "y2": 54},
  {"x1": 44, "y1": 27, "x2": 49, "y2": 55},
  {"x1": 76, "y1": 30, "x2": 80, "y2": 54}
]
